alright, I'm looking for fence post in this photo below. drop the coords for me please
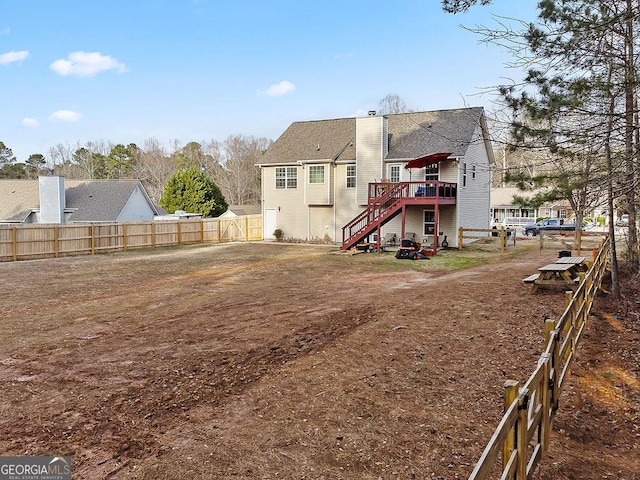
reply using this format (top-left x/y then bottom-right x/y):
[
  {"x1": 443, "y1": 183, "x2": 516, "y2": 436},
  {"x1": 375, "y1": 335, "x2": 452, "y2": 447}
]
[
  {"x1": 548, "y1": 321, "x2": 560, "y2": 412},
  {"x1": 54, "y1": 225, "x2": 59, "y2": 258},
  {"x1": 500, "y1": 227, "x2": 506, "y2": 253},
  {"x1": 12, "y1": 226, "x2": 17, "y2": 261},
  {"x1": 564, "y1": 291, "x2": 573, "y2": 309},
  {"x1": 151, "y1": 222, "x2": 156, "y2": 248},
  {"x1": 122, "y1": 223, "x2": 128, "y2": 251},
  {"x1": 458, "y1": 227, "x2": 463, "y2": 250},
  {"x1": 200, "y1": 219, "x2": 204, "y2": 244},
  {"x1": 177, "y1": 221, "x2": 182, "y2": 245},
  {"x1": 503, "y1": 380, "x2": 519, "y2": 472},
  {"x1": 516, "y1": 392, "x2": 528, "y2": 480},
  {"x1": 91, "y1": 224, "x2": 96, "y2": 255},
  {"x1": 244, "y1": 216, "x2": 249, "y2": 241},
  {"x1": 539, "y1": 353, "x2": 551, "y2": 452}
]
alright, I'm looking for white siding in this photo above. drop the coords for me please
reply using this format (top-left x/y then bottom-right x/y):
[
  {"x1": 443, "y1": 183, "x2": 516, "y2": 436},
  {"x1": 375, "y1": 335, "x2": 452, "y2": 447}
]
[
  {"x1": 356, "y1": 116, "x2": 385, "y2": 205},
  {"x1": 330, "y1": 163, "x2": 362, "y2": 242},
  {"x1": 305, "y1": 162, "x2": 333, "y2": 205},
  {"x1": 439, "y1": 160, "x2": 458, "y2": 183},
  {"x1": 455, "y1": 123, "x2": 491, "y2": 236},
  {"x1": 117, "y1": 186, "x2": 157, "y2": 221},
  {"x1": 261, "y1": 166, "x2": 309, "y2": 240},
  {"x1": 39, "y1": 176, "x2": 65, "y2": 224}
]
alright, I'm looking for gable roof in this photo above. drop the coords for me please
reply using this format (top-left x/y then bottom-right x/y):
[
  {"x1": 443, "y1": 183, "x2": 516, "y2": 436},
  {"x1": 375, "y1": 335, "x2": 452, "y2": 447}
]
[
  {"x1": 223, "y1": 204, "x2": 261, "y2": 216},
  {"x1": 257, "y1": 107, "x2": 488, "y2": 165},
  {"x1": 258, "y1": 117, "x2": 356, "y2": 165},
  {"x1": 0, "y1": 179, "x2": 160, "y2": 223},
  {"x1": 386, "y1": 107, "x2": 485, "y2": 159}
]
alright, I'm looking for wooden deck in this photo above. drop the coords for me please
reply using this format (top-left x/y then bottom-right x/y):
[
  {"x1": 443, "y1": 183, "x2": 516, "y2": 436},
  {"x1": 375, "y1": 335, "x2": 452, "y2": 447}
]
[{"x1": 341, "y1": 181, "x2": 457, "y2": 250}]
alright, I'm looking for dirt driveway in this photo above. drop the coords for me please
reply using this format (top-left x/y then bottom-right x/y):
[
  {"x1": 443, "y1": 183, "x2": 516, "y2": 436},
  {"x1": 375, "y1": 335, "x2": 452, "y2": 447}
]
[{"x1": 0, "y1": 241, "x2": 638, "y2": 479}]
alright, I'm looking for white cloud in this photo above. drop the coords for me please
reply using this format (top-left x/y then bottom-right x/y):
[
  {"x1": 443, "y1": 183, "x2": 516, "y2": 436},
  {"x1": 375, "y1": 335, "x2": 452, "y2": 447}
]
[
  {"x1": 263, "y1": 80, "x2": 296, "y2": 97},
  {"x1": 0, "y1": 50, "x2": 29, "y2": 65},
  {"x1": 22, "y1": 117, "x2": 40, "y2": 127},
  {"x1": 49, "y1": 110, "x2": 83, "y2": 122},
  {"x1": 50, "y1": 51, "x2": 128, "y2": 77}
]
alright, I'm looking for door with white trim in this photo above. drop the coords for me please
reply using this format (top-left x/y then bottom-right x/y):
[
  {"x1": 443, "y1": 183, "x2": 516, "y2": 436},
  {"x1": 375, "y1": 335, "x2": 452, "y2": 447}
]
[{"x1": 264, "y1": 208, "x2": 277, "y2": 239}]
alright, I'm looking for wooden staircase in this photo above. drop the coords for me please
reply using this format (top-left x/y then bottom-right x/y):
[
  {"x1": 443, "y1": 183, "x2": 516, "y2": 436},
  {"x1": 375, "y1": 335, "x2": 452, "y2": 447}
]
[{"x1": 340, "y1": 183, "x2": 408, "y2": 250}]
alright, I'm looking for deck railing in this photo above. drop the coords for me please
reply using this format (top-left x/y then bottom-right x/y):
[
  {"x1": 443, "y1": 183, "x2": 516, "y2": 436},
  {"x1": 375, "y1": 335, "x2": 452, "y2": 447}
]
[
  {"x1": 367, "y1": 181, "x2": 457, "y2": 202},
  {"x1": 341, "y1": 181, "x2": 457, "y2": 249}
]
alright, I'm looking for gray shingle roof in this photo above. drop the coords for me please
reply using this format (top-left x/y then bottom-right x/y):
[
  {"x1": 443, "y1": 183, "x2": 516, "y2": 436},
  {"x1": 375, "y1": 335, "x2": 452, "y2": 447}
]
[
  {"x1": 0, "y1": 179, "x2": 159, "y2": 223},
  {"x1": 257, "y1": 107, "x2": 486, "y2": 165},
  {"x1": 0, "y1": 180, "x2": 39, "y2": 222},
  {"x1": 258, "y1": 118, "x2": 355, "y2": 165},
  {"x1": 224, "y1": 204, "x2": 261, "y2": 216},
  {"x1": 386, "y1": 107, "x2": 484, "y2": 159}
]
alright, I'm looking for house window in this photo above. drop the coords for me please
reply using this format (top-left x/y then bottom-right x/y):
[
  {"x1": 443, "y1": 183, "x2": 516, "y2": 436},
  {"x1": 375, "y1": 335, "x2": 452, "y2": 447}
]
[
  {"x1": 425, "y1": 164, "x2": 439, "y2": 181},
  {"x1": 472, "y1": 165, "x2": 476, "y2": 180},
  {"x1": 462, "y1": 162, "x2": 467, "y2": 187},
  {"x1": 309, "y1": 165, "x2": 325, "y2": 184},
  {"x1": 276, "y1": 166, "x2": 297, "y2": 189},
  {"x1": 346, "y1": 164, "x2": 356, "y2": 188},
  {"x1": 390, "y1": 164, "x2": 400, "y2": 183},
  {"x1": 423, "y1": 209, "x2": 435, "y2": 235}
]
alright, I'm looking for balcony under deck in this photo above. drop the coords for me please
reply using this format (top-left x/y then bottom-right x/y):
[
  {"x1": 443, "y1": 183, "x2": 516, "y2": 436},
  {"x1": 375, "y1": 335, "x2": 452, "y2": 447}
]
[{"x1": 341, "y1": 181, "x2": 457, "y2": 251}]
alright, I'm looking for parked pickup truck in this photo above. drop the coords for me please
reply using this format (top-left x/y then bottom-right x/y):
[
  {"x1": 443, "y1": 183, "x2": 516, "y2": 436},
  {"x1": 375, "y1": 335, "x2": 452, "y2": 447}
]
[{"x1": 522, "y1": 218, "x2": 576, "y2": 236}]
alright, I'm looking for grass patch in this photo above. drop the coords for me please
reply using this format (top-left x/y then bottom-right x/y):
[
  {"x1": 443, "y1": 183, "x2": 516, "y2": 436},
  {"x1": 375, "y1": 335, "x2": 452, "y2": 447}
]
[{"x1": 328, "y1": 244, "x2": 530, "y2": 273}]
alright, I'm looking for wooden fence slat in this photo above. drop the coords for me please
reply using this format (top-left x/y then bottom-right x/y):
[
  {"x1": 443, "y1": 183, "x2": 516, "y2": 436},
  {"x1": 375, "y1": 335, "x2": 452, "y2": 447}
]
[{"x1": 0, "y1": 215, "x2": 263, "y2": 262}]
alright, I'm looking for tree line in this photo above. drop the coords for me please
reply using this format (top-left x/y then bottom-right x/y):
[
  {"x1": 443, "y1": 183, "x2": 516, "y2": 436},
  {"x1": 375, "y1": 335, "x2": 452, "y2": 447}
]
[{"x1": 0, "y1": 135, "x2": 271, "y2": 218}]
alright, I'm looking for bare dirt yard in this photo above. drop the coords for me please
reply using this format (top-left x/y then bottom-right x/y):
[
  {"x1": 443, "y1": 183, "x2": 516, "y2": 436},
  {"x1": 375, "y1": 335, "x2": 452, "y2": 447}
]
[{"x1": 0, "y1": 240, "x2": 638, "y2": 479}]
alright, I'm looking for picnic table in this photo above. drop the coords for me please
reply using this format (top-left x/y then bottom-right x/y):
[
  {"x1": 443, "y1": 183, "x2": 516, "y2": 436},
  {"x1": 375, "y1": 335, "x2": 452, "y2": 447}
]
[
  {"x1": 555, "y1": 255, "x2": 591, "y2": 272},
  {"x1": 524, "y1": 262, "x2": 582, "y2": 293}
]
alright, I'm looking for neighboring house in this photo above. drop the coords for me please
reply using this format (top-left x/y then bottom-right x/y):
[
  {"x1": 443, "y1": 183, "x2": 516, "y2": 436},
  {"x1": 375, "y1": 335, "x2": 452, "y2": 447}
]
[
  {"x1": 219, "y1": 204, "x2": 261, "y2": 218},
  {"x1": 0, "y1": 176, "x2": 161, "y2": 224},
  {"x1": 490, "y1": 187, "x2": 539, "y2": 227},
  {"x1": 491, "y1": 186, "x2": 607, "y2": 228},
  {"x1": 257, "y1": 108, "x2": 494, "y2": 251}
]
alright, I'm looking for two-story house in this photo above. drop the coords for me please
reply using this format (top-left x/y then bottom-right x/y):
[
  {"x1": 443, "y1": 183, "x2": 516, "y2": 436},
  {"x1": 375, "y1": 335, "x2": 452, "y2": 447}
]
[{"x1": 257, "y1": 107, "x2": 494, "y2": 251}]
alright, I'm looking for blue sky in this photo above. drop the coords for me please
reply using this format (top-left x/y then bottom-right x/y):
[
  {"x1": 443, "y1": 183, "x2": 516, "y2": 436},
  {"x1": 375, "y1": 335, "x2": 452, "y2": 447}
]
[{"x1": 2, "y1": 0, "x2": 538, "y2": 163}]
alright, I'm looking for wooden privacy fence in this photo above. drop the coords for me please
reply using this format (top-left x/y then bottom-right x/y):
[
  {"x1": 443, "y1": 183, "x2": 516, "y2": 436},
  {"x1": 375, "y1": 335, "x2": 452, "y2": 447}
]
[
  {"x1": 458, "y1": 227, "x2": 516, "y2": 253},
  {"x1": 0, "y1": 215, "x2": 262, "y2": 262},
  {"x1": 468, "y1": 236, "x2": 610, "y2": 480}
]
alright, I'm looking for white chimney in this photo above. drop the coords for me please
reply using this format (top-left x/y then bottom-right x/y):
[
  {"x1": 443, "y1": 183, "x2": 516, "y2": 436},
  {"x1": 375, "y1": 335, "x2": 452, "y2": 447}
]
[{"x1": 39, "y1": 176, "x2": 66, "y2": 223}]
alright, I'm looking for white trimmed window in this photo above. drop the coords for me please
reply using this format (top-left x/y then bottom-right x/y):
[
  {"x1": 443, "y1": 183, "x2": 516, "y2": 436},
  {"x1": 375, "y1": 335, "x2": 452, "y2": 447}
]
[
  {"x1": 462, "y1": 162, "x2": 467, "y2": 187},
  {"x1": 346, "y1": 164, "x2": 356, "y2": 188},
  {"x1": 390, "y1": 164, "x2": 400, "y2": 183},
  {"x1": 472, "y1": 165, "x2": 476, "y2": 180},
  {"x1": 423, "y1": 209, "x2": 435, "y2": 235},
  {"x1": 276, "y1": 167, "x2": 297, "y2": 189},
  {"x1": 425, "y1": 164, "x2": 439, "y2": 181},
  {"x1": 309, "y1": 165, "x2": 325, "y2": 184}
]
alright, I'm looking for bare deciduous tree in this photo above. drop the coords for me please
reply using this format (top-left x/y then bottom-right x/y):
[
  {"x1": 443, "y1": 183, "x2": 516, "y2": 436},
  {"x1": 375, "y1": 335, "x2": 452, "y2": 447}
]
[
  {"x1": 377, "y1": 94, "x2": 413, "y2": 114},
  {"x1": 214, "y1": 135, "x2": 270, "y2": 206}
]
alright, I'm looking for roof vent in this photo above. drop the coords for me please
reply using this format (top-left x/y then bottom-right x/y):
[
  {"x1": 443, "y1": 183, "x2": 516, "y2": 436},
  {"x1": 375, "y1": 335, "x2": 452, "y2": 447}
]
[{"x1": 368, "y1": 110, "x2": 376, "y2": 116}]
